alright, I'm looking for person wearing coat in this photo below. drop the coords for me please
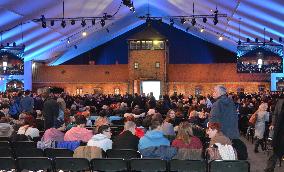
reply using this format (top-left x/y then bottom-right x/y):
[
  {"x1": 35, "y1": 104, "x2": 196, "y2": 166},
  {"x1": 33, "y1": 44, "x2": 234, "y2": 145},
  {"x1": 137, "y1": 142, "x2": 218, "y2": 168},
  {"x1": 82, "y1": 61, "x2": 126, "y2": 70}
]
[
  {"x1": 254, "y1": 103, "x2": 270, "y2": 153},
  {"x1": 87, "y1": 125, "x2": 113, "y2": 152},
  {"x1": 265, "y1": 98, "x2": 284, "y2": 172}
]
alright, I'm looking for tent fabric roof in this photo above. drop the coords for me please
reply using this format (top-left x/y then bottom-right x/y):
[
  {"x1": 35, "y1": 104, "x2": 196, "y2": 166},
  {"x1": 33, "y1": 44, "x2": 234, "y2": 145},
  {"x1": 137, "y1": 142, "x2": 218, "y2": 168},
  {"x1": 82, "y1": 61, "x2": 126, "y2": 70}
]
[{"x1": 0, "y1": 0, "x2": 283, "y2": 65}]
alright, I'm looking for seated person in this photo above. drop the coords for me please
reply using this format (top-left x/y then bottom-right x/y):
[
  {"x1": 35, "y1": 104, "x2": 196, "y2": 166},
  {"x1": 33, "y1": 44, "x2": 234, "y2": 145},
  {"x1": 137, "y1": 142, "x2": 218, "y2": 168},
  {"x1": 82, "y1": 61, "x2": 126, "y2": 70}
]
[
  {"x1": 172, "y1": 121, "x2": 202, "y2": 149},
  {"x1": 206, "y1": 122, "x2": 237, "y2": 160},
  {"x1": 113, "y1": 121, "x2": 139, "y2": 150},
  {"x1": 42, "y1": 123, "x2": 65, "y2": 142},
  {"x1": 87, "y1": 125, "x2": 112, "y2": 152},
  {"x1": 64, "y1": 115, "x2": 93, "y2": 142},
  {"x1": 17, "y1": 115, "x2": 40, "y2": 139},
  {"x1": 0, "y1": 117, "x2": 14, "y2": 137},
  {"x1": 138, "y1": 117, "x2": 170, "y2": 150}
]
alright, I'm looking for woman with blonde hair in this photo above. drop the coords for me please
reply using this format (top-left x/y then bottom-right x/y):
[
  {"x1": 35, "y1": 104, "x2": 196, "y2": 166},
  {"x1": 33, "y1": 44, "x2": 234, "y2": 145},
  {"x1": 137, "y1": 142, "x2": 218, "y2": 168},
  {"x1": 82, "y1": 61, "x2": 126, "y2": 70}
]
[
  {"x1": 254, "y1": 102, "x2": 270, "y2": 153},
  {"x1": 172, "y1": 121, "x2": 202, "y2": 149}
]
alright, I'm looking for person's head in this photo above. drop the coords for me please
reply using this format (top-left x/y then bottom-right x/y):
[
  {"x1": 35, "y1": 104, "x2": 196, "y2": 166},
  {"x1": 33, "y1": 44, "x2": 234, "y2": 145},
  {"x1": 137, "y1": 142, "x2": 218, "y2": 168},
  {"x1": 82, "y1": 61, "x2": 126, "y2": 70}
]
[
  {"x1": 25, "y1": 90, "x2": 31, "y2": 96},
  {"x1": 98, "y1": 125, "x2": 112, "y2": 138},
  {"x1": 206, "y1": 122, "x2": 221, "y2": 138},
  {"x1": 167, "y1": 109, "x2": 176, "y2": 119},
  {"x1": 213, "y1": 85, "x2": 227, "y2": 99},
  {"x1": 150, "y1": 117, "x2": 163, "y2": 130},
  {"x1": 24, "y1": 115, "x2": 36, "y2": 127},
  {"x1": 176, "y1": 122, "x2": 194, "y2": 144},
  {"x1": 124, "y1": 121, "x2": 136, "y2": 135},
  {"x1": 258, "y1": 102, "x2": 268, "y2": 112},
  {"x1": 75, "y1": 115, "x2": 87, "y2": 127},
  {"x1": 124, "y1": 115, "x2": 135, "y2": 122}
]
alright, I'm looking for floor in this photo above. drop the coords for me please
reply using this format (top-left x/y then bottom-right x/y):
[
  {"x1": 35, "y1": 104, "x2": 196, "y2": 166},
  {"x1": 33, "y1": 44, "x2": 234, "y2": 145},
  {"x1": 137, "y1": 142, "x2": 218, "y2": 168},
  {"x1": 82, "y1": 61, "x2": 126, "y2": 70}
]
[{"x1": 242, "y1": 137, "x2": 284, "y2": 172}]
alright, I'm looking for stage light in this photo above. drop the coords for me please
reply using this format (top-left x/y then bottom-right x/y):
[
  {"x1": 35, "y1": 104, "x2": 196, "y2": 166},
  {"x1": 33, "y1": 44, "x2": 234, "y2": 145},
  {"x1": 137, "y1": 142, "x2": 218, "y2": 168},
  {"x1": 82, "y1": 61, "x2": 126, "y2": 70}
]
[
  {"x1": 82, "y1": 31, "x2": 87, "y2": 37},
  {"x1": 203, "y1": 17, "x2": 207, "y2": 23},
  {"x1": 218, "y1": 35, "x2": 223, "y2": 41},
  {"x1": 42, "y1": 21, "x2": 46, "y2": 28},
  {"x1": 213, "y1": 10, "x2": 218, "y2": 25},
  {"x1": 50, "y1": 20, "x2": 54, "y2": 26},
  {"x1": 81, "y1": 20, "x2": 86, "y2": 27},
  {"x1": 61, "y1": 20, "x2": 66, "y2": 28},
  {"x1": 92, "y1": 19, "x2": 96, "y2": 25},
  {"x1": 191, "y1": 18, "x2": 196, "y2": 26},
  {"x1": 180, "y1": 18, "x2": 186, "y2": 24},
  {"x1": 67, "y1": 39, "x2": 70, "y2": 44},
  {"x1": 71, "y1": 20, "x2": 75, "y2": 25},
  {"x1": 200, "y1": 27, "x2": 204, "y2": 32},
  {"x1": 238, "y1": 40, "x2": 241, "y2": 45},
  {"x1": 100, "y1": 19, "x2": 105, "y2": 27}
]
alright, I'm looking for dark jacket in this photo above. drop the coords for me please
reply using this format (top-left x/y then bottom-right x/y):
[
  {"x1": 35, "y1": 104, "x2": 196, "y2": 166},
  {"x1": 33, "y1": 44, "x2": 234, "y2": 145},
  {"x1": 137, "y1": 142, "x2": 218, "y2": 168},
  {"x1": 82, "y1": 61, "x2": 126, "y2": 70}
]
[
  {"x1": 209, "y1": 95, "x2": 240, "y2": 139},
  {"x1": 113, "y1": 130, "x2": 139, "y2": 150},
  {"x1": 271, "y1": 99, "x2": 284, "y2": 157},
  {"x1": 139, "y1": 145, "x2": 177, "y2": 160},
  {"x1": 43, "y1": 98, "x2": 59, "y2": 130}
]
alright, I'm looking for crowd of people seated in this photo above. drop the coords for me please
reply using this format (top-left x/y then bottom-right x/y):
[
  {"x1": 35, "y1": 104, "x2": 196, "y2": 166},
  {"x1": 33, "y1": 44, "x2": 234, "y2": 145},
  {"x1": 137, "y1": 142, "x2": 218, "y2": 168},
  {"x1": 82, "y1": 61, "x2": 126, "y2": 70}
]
[{"x1": 0, "y1": 89, "x2": 282, "y2": 163}]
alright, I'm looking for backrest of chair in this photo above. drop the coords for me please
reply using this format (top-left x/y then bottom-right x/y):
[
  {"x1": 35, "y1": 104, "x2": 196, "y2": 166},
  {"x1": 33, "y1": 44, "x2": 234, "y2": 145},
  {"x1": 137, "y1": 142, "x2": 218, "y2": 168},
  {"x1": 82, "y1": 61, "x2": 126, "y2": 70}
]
[
  {"x1": 0, "y1": 148, "x2": 13, "y2": 157},
  {"x1": 170, "y1": 159, "x2": 207, "y2": 172},
  {"x1": 130, "y1": 158, "x2": 167, "y2": 172},
  {"x1": 12, "y1": 141, "x2": 36, "y2": 150},
  {"x1": 44, "y1": 148, "x2": 73, "y2": 158},
  {"x1": 0, "y1": 157, "x2": 16, "y2": 170},
  {"x1": 0, "y1": 137, "x2": 10, "y2": 141},
  {"x1": 91, "y1": 158, "x2": 128, "y2": 172},
  {"x1": 173, "y1": 148, "x2": 203, "y2": 160},
  {"x1": 54, "y1": 157, "x2": 90, "y2": 172},
  {"x1": 209, "y1": 160, "x2": 250, "y2": 172},
  {"x1": 73, "y1": 146, "x2": 103, "y2": 160},
  {"x1": 15, "y1": 148, "x2": 44, "y2": 157},
  {"x1": 0, "y1": 141, "x2": 10, "y2": 148},
  {"x1": 17, "y1": 157, "x2": 53, "y2": 171},
  {"x1": 106, "y1": 149, "x2": 141, "y2": 159}
]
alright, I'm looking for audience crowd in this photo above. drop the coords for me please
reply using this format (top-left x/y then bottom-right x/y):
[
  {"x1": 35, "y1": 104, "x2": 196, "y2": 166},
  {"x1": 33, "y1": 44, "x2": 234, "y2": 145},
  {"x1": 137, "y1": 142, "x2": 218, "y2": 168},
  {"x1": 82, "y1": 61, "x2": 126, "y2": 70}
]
[{"x1": 0, "y1": 87, "x2": 283, "y2": 168}]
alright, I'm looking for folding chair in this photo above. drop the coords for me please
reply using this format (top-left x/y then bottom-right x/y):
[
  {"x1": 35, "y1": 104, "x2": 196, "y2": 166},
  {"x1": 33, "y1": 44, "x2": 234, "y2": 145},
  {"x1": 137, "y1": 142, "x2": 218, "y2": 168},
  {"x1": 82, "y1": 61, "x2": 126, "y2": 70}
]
[
  {"x1": 130, "y1": 158, "x2": 167, "y2": 172},
  {"x1": 17, "y1": 157, "x2": 53, "y2": 171},
  {"x1": 209, "y1": 160, "x2": 250, "y2": 172},
  {"x1": 44, "y1": 148, "x2": 73, "y2": 158},
  {"x1": 15, "y1": 148, "x2": 44, "y2": 157},
  {"x1": 0, "y1": 148, "x2": 13, "y2": 157},
  {"x1": 54, "y1": 157, "x2": 90, "y2": 172},
  {"x1": 169, "y1": 159, "x2": 207, "y2": 172},
  {"x1": 91, "y1": 158, "x2": 128, "y2": 172},
  {"x1": 0, "y1": 157, "x2": 16, "y2": 171},
  {"x1": 0, "y1": 141, "x2": 10, "y2": 148},
  {"x1": 106, "y1": 149, "x2": 141, "y2": 159}
]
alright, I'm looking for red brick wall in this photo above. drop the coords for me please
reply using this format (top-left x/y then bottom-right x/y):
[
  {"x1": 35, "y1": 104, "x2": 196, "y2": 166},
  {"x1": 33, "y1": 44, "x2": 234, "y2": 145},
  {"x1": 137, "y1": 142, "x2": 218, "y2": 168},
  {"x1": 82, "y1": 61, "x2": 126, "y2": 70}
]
[{"x1": 33, "y1": 63, "x2": 270, "y2": 95}]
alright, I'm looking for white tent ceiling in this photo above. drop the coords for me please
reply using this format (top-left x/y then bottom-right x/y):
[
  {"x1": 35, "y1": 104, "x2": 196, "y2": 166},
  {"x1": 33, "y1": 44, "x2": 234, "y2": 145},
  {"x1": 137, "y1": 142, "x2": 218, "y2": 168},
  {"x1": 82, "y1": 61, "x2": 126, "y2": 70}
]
[{"x1": 0, "y1": 0, "x2": 283, "y2": 65}]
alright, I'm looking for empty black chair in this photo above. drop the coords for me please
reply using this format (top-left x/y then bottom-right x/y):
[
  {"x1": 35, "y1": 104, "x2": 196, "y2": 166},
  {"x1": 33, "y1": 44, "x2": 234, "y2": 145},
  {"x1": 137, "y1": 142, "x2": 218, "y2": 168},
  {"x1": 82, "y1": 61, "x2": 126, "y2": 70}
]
[
  {"x1": 91, "y1": 158, "x2": 128, "y2": 172},
  {"x1": 0, "y1": 137, "x2": 10, "y2": 141},
  {"x1": 15, "y1": 148, "x2": 44, "y2": 157},
  {"x1": 44, "y1": 148, "x2": 73, "y2": 158},
  {"x1": 0, "y1": 157, "x2": 16, "y2": 171},
  {"x1": 209, "y1": 160, "x2": 250, "y2": 172},
  {"x1": 0, "y1": 148, "x2": 13, "y2": 157},
  {"x1": 0, "y1": 141, "x2": 10, "y2": 148},
  {"x1": 130, "y1": 158, "x2": 167, "y2": 172},
  {"x1": 54, "y1": 157, "x2": 90, "y2": 172},
  {"x1": 12, "y1": 141, "x2": 36, "y2": 150},
  {"x1": 106, "y1": 149, "x2": 141, "y2": 159},
  {"x1": 17, "y1": 157, "x2": 53, "y2": 171},
  {"x1": 170, "y1": 159, "x2": 207, "y2": 172}
]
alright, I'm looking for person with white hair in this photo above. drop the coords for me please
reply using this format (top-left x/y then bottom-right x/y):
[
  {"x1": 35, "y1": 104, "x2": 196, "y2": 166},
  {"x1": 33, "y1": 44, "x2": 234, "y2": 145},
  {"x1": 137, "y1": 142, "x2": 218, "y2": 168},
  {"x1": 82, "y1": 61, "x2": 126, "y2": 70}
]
[
  {"x1": 254, "y1": 102, "x2": 270, "y2": 153},
  {"x1": 209, "y1": 85, "x2": 247, "y2": 160},
  {"x1": 209, "y1": 85, "x2": 240, "y2": 140}
]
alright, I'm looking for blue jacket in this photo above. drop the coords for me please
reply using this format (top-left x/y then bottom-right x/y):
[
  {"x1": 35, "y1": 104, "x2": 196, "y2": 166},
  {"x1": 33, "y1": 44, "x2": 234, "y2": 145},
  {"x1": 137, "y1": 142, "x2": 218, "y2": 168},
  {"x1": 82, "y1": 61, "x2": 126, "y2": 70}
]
[
  {"x1": 139, "y1": 145, "x2": 177, "y2": 160},
  {"x1": 138, "y1": 130, "x2": 170, "y2": 150},
  {"x1": 209, "y1": 95, "x2": 240, "y2": 139}
]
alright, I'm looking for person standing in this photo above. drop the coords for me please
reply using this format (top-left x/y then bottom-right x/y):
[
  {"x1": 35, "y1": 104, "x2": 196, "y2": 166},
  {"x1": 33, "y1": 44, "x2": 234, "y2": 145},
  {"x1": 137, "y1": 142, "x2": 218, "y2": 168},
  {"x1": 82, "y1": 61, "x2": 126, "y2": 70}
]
[
  {"x1": 20, "y1": 90, "x2": 34, "y2": 113},
  {"x1": 42, "y1": 92, "x2": 59, "y2": 130},
  {"x1": 253, "y1": 103, "x2": 270, "y2": 153},
  {"x1": 264, "y1": 98, "x2": 284, "y2": 172},
  {"x1": 209, "y1": 85, "x2": 247, "y2": 160}
]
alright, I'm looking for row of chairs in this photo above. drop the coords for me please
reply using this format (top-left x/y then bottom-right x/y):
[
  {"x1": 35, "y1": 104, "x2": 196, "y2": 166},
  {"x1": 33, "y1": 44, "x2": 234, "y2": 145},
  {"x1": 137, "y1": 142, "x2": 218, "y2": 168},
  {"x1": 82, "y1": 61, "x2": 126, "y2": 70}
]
[
  {"x1": 0, "y1": 157, "x2": 250, "y2": 172},
  {"x1": 0, "y1": 148, "x2": 73, "y2": 158}
]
